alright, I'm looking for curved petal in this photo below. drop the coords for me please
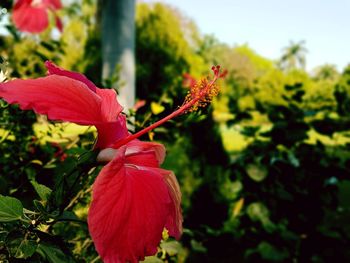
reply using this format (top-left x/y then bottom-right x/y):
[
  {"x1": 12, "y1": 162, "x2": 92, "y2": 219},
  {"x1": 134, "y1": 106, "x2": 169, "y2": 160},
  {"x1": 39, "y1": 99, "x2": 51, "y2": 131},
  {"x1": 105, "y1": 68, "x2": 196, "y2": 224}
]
[
  {"x1": 45, "y1": 62, "x2": 124, "y2": 119},
  {"x1": 125, "y1": 140, "x2": 166, "y2": 166},
  {"x1": 45, "y1": 61, "x2": 97, "y2": 92},
  {"x1": 0, "y1": 75, "x2": 103, "y2": 125},
  {"x1": 88, "y1": 145, "x2": 182, "y2": 262},
  {"x1": 0, "y1": 66, "x2": 127, "y2": 149},
  {"x1": 95, "y1": 115, "x2": 129, "y2": 149},
  {"x1": 157, "y1": 168, "x2": 183, "y2": 239},
  {"x1": 96, "y1": 139, "x2": 165, "y2": 163},
  {"x1": 54, "y1": 15, "x2": 63, "y2": 32},
  {"x1": 96, "y1": 88, "x2": 123, "y2": 122},
  {"x1": 12, "y1": 0, "x2": 49, "y2": 33}
]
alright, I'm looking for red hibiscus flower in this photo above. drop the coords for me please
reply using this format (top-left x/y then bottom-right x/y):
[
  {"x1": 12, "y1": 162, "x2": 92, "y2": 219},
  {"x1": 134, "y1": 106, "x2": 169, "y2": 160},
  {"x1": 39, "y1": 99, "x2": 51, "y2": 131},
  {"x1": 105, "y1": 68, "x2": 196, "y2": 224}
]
[
  {"x1": 0, "y1": 62, "x2": 222, "y2": 262},
  {"x1": 12, "y1": 0, "x2": 63, "y2": 33}
]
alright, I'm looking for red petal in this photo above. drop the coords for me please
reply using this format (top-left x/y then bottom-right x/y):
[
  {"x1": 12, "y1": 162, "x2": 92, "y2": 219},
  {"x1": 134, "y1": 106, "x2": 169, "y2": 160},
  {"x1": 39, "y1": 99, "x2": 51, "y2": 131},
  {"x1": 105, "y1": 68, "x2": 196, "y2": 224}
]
[
  {"x1": 125, "y1": 140, "x2": 166, "y2": 166},
  {"x1": 45, "y1": 61, "x2": 97, "y2": 92},
  {"x1": 158, "y1": 169, "x2": 183, "y2": 239},
  {"x1": 88, "y1": 143, "x2": 182, "y2": 262},
  {"x1": 96, "y1": 88, "x2": 123, "y2": 122},
  {"x1": 0, "y1": 67, "x2": 127, "y2": 149},
  {"x1": 96, "y1": 140, "x2": 165, "y2": 164},
  {"x1": 12, "y1": 1, "x2": 49, "y2": 33},
  {"x1": 133, "y1": 99, "x2": 146, "y2": 111},
  {"x1": 54, "y1": 15, "x2": 63, "y2": 32},
  {"x1": 45, "y1": 61, "x2": 124, "y2": 120},
  {"x1": 0, "y1": 75, "x2": 103, "y2": 124},
  {"x1": 95, "y1": 115, "x2": 129, "y2": 149}
]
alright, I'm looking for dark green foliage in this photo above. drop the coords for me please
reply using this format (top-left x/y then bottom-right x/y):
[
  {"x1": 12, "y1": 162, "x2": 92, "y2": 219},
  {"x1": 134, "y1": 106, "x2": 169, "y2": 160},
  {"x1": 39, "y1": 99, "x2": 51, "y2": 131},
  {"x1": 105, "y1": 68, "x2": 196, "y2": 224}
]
[
  {"x1": 0, "y1": 103, "x2": 99, "y2": 262},
  {"x1": 177, "y1": 83, "x2": 350, "y2": 262}
]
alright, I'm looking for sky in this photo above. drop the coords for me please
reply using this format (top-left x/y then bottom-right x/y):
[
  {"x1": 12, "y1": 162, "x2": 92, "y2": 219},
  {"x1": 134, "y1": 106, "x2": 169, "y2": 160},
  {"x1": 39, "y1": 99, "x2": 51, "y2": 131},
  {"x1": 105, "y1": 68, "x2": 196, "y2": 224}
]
[{"x1": 142, "y1": 0, "x2": 350, "y2": 72}]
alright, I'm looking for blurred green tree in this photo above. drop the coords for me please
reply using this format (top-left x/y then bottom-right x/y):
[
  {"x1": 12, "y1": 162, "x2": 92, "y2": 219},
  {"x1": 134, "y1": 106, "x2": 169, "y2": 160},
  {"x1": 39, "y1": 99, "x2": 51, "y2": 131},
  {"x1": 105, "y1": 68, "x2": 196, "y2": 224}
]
[{"x1": 279, "y1": 40, "x2": 308, "y2": 71}]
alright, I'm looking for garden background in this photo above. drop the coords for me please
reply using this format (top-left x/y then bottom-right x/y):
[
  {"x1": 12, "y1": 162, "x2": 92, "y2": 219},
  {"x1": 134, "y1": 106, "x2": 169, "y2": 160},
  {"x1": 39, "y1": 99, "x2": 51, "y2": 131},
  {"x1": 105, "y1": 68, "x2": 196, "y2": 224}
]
[{"x1": 1, "y1": 0, "x2": 350, "y2": 262}]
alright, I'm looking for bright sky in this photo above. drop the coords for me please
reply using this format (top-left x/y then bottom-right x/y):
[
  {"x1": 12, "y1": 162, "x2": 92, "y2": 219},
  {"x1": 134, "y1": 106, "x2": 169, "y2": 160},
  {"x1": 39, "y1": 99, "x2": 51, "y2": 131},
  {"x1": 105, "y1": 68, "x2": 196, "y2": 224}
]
[{"x1": 143, "y1": 0, "x2": 350, "y2": 72}]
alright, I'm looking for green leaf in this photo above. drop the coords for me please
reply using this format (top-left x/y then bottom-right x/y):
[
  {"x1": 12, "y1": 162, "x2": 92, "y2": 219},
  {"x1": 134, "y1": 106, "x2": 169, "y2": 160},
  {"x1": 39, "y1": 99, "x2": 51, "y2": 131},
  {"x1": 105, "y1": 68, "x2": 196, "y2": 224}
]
[
  {"x1": 37, "y1": 243, "x2": 73, "y2": 263},
  {"x1": 56, "y1": 211, "x2": 79, "y2": 222},
  {"x1": 33, "y1": 200, "x2": 46, "y2": 214},
  {"x1": 257, "y1": 241, "x2": 289, "y2": 261},
  {"x1": 142, "y1": 256, "x2": 164, "y2": 263},
  {"x1": 77, "y1": 150, "x2": 98, "y2": 165},
  {"x1": 247, "y1": 202, "x2": 276, "y2": 232},
  {"x1": 246, "y1": 164, "x2": 268, "y2": 182},
  {"x1": 0, "y1": 195, "x2": 24, "y2": 222},
  {"x1": 160, "y1": 240, "x2": 182, "y2": 256},
  {"x1": 220, "y1": 179, "x2": 243, "y2": 200},
  {"x1": 30, "y1": 180, "x2": 52, "y2": 201},
  {"x1": 190, "y1": 239, "x2": 207, "y2": 253},
  {"x1": 247, "y1": 202, "x2": 269, "y2": 222},
  {"x1": 9, "y1": 239, "x2": 37, "y2": 259}
]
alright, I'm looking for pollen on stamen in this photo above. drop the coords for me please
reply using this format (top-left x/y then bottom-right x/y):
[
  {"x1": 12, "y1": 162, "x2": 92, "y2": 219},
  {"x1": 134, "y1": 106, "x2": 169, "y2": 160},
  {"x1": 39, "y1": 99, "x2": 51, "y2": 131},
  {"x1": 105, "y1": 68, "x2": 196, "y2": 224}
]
[{"x1": 183, "y1": 74, "x2": 220, "y2": 113}]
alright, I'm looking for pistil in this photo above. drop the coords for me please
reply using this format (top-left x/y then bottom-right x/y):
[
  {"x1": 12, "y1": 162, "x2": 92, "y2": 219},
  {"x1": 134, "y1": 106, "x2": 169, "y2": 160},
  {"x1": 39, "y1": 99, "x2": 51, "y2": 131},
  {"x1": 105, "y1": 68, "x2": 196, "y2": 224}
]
[{"x1": 112, "y1": 66, "x2": 223, "y2": 149}]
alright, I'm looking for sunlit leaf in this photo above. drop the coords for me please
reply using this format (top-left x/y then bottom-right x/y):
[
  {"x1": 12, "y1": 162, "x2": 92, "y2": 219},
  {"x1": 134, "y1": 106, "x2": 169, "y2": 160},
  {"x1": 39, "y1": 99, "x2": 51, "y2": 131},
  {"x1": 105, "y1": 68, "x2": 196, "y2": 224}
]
[
  {"x1": 142, "y1": 256, "x2": 164, "y2": 263},
  {"x1": 30, "y1": 160, "x2": 43, "y2": 166},
  {"x1": 31, "y1": 180, "x2": 52, "y2": 201},
  {"x1": 151, "y1": 102, "x2": 165, "y2": 115},
  {"x1": 246, "y1": 202, "x2": 269, "y2": 222},
  {"x1": 246, "y1": 164, "x2": 268, "y2": 182},
  {"x1": 160, "y1": 240, "x2": 182, "y2": 256},
  {"x1": 233, "y1": 198, "x2": 244, "y2": 217}
]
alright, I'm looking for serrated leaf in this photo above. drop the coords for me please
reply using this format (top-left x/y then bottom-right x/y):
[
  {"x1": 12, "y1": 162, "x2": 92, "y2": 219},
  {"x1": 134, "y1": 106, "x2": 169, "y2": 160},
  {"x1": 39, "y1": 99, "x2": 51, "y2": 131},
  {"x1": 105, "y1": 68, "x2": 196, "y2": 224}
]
[
  {"x1": 30, "y1": 180, "x2": 52, "y2": 201},
  {"x1": 0, "y1": 195, "x2": 24, "y2": 222}
]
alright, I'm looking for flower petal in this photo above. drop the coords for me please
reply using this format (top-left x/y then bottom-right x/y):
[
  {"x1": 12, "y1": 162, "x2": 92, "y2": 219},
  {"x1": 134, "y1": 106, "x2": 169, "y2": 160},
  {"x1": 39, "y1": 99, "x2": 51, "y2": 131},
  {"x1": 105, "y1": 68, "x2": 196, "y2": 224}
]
[
  {"x1": 95, "y1": 115, "x2": 129, "y2": 149},
  {"x1": 12, "y1": 0, "x2": 49, "y2": 33},
  {"x1": 0, "y1": 75, "x2": 103, "y2": 125},
  {"x1": 157, "y1": 168, "x2": 183, "y2": 239},
  {"x1": 125, "y1": 140, "x2": 166, "y2": 166},
  {"x1": 54, "y1": 14, "x2": 63, "y2": 32},
  {"x1": 88, "y1": 144, "x2": 182, "y2": 262},
  {"x1": 96, "y1": 88, "x2": 123, "y2": 122},
  {"x1": 96, "y1": 140, "x2": 165, "y2": 164},
  {"x1": 45, "y1": 61, "x2": 97, "y2": 92},
  {"x1": 45, "y1": 61, "x2": 124, "y2": 118}
]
